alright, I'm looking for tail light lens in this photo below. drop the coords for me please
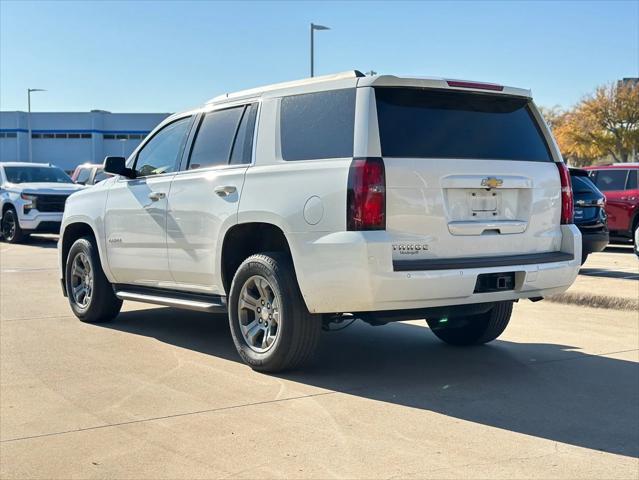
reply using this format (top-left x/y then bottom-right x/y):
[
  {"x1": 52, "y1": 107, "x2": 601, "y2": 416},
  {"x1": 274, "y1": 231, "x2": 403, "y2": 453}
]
[
  {"x1": 347, "y1": 157, "x2": 386, "y2": 230},
  {"x1": 556, "y1": 162, "x2": 574, "y2": 224}
]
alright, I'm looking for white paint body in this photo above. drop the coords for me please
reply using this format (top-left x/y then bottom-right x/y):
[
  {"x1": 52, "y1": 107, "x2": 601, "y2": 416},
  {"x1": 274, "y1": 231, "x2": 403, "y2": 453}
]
[{"x1": 59, "y1": 73, "x2": 581, "y2": 313}]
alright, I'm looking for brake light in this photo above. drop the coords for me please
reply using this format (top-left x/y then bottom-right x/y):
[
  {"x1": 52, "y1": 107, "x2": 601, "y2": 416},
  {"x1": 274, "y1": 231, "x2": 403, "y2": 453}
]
[
  {"x1": 446, "y1": 80, "x2": 504, "y2": 92},
  {"x1": 347, "y1": 157, "x2": 386, "y2": 230},
  {"x1": 556, "y1": 162, "x2": 574, "y2": 224}
]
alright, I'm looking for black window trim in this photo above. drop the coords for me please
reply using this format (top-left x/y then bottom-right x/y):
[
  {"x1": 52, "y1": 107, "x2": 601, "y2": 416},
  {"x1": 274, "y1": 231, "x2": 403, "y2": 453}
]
[
  {"x1": 180, "y1": 101, "x2": 259, "y2": 173},
  {"x1": 128, "y1": 115, "x2": 195, "y2": 180}
]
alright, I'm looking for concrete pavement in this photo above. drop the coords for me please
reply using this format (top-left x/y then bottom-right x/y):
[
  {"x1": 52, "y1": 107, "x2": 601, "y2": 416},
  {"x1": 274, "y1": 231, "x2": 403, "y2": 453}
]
[{"x1": 1, "y1": 237, "x2": 638, "y2": 479}]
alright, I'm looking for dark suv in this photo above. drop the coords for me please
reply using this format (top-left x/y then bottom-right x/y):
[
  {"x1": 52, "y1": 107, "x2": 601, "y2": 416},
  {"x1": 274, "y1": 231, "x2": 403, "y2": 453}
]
[{"x1": 570, "y1": 168, "x2": 609, "y2": 264}]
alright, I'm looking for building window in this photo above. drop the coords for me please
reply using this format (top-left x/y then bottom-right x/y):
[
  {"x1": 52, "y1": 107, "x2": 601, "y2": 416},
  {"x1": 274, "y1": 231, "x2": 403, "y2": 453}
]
[
  {"x1": 31, "y1": 133, "x2": 41, "y2": 139},
  {"x1": 81, "y1": 133, "x2": 92, "y2": 139},
  {"x1": 0, "y1": 132, "x2": 17, "y2": 138},
  {"x1": 103, "y1": 133, "x2": 148, "y2": 140},
  {"x1": 43, "y1": 134, "x2": 54, "y2": 139}
]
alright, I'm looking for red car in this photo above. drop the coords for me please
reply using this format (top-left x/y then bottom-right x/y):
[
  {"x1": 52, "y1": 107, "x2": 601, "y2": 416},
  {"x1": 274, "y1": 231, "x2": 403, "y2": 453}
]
[{"x1": 584, "y1": 164, "x2": 638, "y2": 246}]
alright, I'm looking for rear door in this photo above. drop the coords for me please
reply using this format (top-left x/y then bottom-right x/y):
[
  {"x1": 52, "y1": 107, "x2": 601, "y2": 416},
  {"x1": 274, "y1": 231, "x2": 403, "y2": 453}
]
[
  {"x1": 590, "y1": 169, "x2": 632, "y2": 232},
  {"x1": 167, "y1": 103, "x2": 258, "y2": 293},
  {"x1": 373, "y1": 87, "x2": 562, "y2": 262}
]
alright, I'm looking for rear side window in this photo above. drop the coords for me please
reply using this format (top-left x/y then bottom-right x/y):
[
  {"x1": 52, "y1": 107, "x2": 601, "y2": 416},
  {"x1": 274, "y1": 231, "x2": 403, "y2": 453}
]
[
  {"x1": 280, "y1": 89, "x2": 355, "y2": 161},
  {"x1": 627, "y1": 170, "x2": 637, "y2": 190},
  {"x1": 230, "y1": 103, "x2": 258, "y2": 165},
  {"x1": 592, "y1": 170, "x2": 628, "y2": 191},
  {"x1": 188, "y1": 107, "x2": 244, "y2": 169},
  {"x1": 375, "y1": 88, "x2": 553, "y2": 162}
]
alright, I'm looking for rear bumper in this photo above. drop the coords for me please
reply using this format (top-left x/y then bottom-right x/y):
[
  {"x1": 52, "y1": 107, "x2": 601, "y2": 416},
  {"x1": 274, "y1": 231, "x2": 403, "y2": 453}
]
[{"x1": 290, "y1": 225, "x2": 581, "y2": 314}]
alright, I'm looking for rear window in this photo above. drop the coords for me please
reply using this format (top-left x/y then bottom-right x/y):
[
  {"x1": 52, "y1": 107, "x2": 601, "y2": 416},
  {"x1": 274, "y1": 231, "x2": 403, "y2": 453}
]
[
  {"x1": 280, "y1": 89, "x2": 355, "y2": 161},
  {"x1": 375, "y1": 88, "x2": 553, "y2": 162},
  {"x1": 592, "y1": 170, "x2": 628, "y2": 191},
  {"x1": 571, "y1": 175, "x2": 598, "y2": 194}
]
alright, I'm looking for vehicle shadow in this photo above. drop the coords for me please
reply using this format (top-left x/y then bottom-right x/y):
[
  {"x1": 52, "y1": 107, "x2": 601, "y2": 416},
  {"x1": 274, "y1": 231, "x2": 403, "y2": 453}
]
[
  {"x1": 579, "y1": 267, "x2": 638, "y2": 281},
  {"x1": 104, "y1": 307, "x2": 639, "y2": 458},
  {"x1": 21, "y1": 235, "x2": 58, "y2": 248},
  {"x1": 604, "y1": 245, "x2": 634, "y2": 254}
]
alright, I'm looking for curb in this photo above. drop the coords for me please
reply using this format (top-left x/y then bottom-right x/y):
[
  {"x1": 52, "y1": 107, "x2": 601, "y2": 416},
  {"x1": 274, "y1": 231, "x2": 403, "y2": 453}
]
[{"x1": 547, "y1": 291, "x2": 639, "y2": 311}]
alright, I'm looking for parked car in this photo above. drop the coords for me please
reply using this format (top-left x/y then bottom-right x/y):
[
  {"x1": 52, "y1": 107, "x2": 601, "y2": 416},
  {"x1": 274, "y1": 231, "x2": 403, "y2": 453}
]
[
  {"x1": 71, "y1": 163, "x2": 111, "y2": 185},
  {"x1": 58, "y1": 71, "x2": 581, "y2": 372},
  {"x1": 584, "y1": 164, "x2": 638, "y2": 247},
  {"x1": 570, "y1": 168, "x2": 608, "y2": 264},
  {"x1": 1, "y1": 162, "x2": 85, "y2": 243}
]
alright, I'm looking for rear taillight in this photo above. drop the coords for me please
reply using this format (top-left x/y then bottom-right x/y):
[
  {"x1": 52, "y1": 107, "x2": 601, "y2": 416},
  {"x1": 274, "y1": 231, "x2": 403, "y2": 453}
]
[
  {"x1": 347, "y1": 157, "x2": 386, "y2": 230},
  {"x1": 556, "y1": 162, "x2": 574, "y2": 224}
]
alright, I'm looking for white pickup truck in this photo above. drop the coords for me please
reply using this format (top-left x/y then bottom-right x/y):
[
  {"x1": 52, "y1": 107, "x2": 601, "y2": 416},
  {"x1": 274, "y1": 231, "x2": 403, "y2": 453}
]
[{"x1": 58, "y1": 71, "x2": 581, "y2": 372}]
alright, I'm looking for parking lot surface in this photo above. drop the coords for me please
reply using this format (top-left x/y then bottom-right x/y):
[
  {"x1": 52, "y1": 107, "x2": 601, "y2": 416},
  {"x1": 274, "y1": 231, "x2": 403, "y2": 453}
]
[{"x1": 1, "y1": 238, "x2": 638, "y2": 479}]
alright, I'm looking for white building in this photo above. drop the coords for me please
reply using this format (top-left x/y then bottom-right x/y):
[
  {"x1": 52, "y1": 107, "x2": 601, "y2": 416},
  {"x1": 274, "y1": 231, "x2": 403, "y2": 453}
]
[{"x1": 0, "y1": 110, "x2": 170, "y2": 171}]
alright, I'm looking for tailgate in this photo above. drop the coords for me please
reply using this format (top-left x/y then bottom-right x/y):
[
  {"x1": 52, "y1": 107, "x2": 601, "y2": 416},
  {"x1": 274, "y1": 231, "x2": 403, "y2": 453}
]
[{"x1": 373, "y1": 86, "x2": 562, "y2": 264}]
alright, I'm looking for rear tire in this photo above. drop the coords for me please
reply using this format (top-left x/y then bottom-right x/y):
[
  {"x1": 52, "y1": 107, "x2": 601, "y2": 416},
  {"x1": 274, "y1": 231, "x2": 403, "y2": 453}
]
[
  {"x1": 1, "y1": 208, "x2": 27, "y2": 243},
  {"x1": 228, "y1": 253, "x2": 321, "y2": 372},
  {"x1": 65, "y1": 237, "x2": 122, "y2": 323},
  {"x1": 427, "y1": 301, "x2": 513, "y2": 346}
]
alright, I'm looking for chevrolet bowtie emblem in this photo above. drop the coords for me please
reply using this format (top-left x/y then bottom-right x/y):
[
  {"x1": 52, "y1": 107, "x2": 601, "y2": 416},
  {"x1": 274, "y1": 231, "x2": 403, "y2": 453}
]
[{"x1": 481, "y1": 177, "x2": 504, "y2": 189}]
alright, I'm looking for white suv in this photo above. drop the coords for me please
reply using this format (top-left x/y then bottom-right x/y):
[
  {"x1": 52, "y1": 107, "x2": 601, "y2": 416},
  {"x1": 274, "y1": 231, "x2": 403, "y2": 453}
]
[
  {"x1": 1, "y1": 162, "x2": 85, "y2": 243},
  {"x1": 59, "y1": 71, "x2": 581, "y2": 372}
]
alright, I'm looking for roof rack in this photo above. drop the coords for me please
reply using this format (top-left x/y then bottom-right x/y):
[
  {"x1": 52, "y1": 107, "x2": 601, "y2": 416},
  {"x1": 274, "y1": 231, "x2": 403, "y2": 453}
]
[{"x1": 207, "y1": 70, "x2": 364, "y2": 104}]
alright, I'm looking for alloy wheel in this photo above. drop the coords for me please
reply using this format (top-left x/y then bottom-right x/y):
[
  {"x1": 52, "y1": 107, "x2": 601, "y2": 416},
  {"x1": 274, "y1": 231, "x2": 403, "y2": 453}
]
[
  {"x1": 237, "y1": 275, "x2": 281, "y2": 353},
  {"x1": 70, "y1": 252, "x2": 93, "y2": 308}
]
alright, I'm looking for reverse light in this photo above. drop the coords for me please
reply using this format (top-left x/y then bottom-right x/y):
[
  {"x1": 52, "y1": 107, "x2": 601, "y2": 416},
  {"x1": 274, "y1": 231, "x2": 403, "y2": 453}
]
[
  {"x1": 347, "y1": 157, "x2": 386, "y2": 231},
  {"x1": 556, "y1": 162, "x2": 574, "y2": 224}
]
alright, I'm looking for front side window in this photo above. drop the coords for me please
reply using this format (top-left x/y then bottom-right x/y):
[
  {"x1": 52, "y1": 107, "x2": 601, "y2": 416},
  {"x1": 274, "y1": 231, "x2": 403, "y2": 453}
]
[
  {"x1": 3, "y1": 166, "x2": 73, "y2": 184},
  {"x1": 280, "y1": 89, "x2": 356, "y2": 161},
  {"x1": 592, "y1": 170, "x2": 628, "y2": 191},
  {"x1": 375, "y1": 88, "x2": 553, "y2": 162},
  {"x1": 134, "y1": 117, "x2": 191, "y2": 177}
]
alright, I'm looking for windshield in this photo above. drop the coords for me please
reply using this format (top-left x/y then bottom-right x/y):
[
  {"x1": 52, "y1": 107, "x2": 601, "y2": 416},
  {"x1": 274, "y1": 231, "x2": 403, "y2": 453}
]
[
  {"x1": 3, "y1": 166, "x2": 73, "y2": 184},
  {"x1": 375, "y1": 88, "x2": 553, "y2": 162}
]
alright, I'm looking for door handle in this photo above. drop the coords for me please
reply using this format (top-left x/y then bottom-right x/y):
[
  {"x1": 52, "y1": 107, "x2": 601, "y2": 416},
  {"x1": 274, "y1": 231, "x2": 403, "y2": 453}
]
[
  {"x1": 214, "y1": 185, "x2": 237, "y2": 197},
  {"x1": 148, "y1": 192, "x2": 166, "y2": 201}
]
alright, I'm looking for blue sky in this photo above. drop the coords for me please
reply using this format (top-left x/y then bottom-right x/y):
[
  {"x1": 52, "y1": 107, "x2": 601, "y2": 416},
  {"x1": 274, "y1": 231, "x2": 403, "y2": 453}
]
[{"x1": 1, "y1": 0, "x2": 637, "y2": 113}]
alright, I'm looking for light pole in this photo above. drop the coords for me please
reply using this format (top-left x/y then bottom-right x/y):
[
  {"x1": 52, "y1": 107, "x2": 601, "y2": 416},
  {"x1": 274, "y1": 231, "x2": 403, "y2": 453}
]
[
  {"x1": 27, "y1": 88, "x2": 46, "y2": 163},
  {"x1": 310, "y1": 23, "x2": 330, "y2": 77}
]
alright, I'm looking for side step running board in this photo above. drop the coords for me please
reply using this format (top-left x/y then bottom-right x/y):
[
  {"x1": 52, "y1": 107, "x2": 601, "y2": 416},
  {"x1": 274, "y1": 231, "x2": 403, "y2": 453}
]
[{"x1": 114, "y1": 285, "x2": 227, "y2": 313}]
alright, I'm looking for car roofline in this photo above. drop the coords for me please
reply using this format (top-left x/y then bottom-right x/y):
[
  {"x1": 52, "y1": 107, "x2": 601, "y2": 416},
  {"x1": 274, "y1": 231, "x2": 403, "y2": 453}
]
[{"x1": 205, "y1": 71, "x2": 532, "y2": 106}]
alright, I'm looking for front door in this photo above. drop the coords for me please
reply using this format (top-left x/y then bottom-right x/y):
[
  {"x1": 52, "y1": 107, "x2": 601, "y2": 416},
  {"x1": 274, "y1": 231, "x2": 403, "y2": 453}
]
[
  {"x1": 167, "y1": 103, "x2": 257, "y2": 293},
  {"x1": 104, "y1": 116, "x2": 193, "y2": 286}
]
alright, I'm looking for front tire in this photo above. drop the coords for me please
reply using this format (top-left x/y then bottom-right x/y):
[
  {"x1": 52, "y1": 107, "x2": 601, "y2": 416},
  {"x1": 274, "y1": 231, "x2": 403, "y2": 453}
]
[
  {"x1": 1, "y1": 208, "x2": 27, "y2": 243},
  {"x1": 427, "y1": 301, "x2": 513, "y2": 346},
  {"x1": 65, "y1": 237, "x2": 122, "y2": 323},
  {"x1": 228, "y1": 253, "x2": 321, "y2": 372}
]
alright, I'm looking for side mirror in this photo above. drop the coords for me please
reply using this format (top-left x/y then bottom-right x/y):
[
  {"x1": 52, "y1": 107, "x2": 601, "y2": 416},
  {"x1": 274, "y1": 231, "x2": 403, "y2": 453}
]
[{"x1": 103, "y1": 156, "x2": 135, "y2": 178}]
